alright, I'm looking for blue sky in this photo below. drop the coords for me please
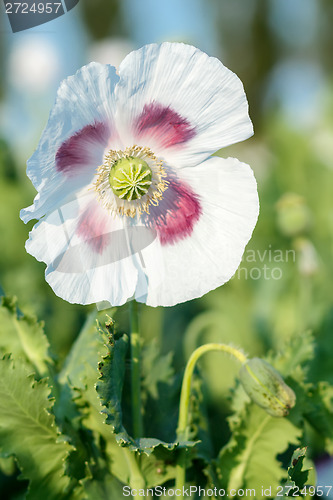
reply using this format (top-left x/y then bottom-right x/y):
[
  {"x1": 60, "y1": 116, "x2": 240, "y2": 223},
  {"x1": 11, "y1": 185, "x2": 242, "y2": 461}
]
[
  {"x1": 121, "y1": 0, "x2": 219, "y2": 55},
  {"x1": 0, "y1": 0, "x2": 325, "y2": 156}
]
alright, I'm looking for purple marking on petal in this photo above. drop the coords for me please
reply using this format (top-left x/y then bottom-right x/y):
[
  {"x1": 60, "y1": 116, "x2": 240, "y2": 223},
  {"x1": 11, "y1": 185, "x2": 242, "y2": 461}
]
[
  {"x1": 56, "y1": 122, "x2": 110, "y2": 175},
  {"x1": 76, "y1": 201, "x2": 110, "y2": 254},
  {"x1": 149, "y1": 178, "x2": 201, "y2": 246},
  {"x1": 135, "y1": 102, "x2": 196, "y2": 149}
]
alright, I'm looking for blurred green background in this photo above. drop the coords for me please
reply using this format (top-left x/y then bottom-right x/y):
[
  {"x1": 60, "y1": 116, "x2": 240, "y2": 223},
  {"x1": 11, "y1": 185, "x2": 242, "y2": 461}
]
[{"x1": 0, "y1": 0, "x2": 333, "y2": 489}]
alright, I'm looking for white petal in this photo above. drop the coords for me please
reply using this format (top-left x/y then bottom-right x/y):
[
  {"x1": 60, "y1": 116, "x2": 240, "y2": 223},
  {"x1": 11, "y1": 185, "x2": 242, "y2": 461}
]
[
  {"x1": 116, "y1": 42, "x2": 253, "y2": 167},
  {"x1": 21, "y1": 63, "x2": 120, "y2": 223},
  {"x1": 136, "y1": 156, "x2": 259, "y2": 307},
  {"x1": 25, "y1": 192, "x2": 138, "y2": 306}
]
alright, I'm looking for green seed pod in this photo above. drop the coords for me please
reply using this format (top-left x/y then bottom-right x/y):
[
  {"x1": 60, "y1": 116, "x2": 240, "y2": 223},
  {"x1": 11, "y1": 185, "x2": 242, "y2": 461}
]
[
  {"x1": 239, "y1": 358, "x2": 296, "y2": 417},
  {"x1": 276, "y1": 193, "x2": 311, "y2": 237}
]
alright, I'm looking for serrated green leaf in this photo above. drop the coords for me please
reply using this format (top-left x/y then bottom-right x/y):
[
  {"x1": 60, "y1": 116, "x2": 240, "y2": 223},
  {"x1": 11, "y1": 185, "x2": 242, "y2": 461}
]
[
  {"x1": 96, "y1": 329, "x2": 189, "y2": 454},
  {"x1": 218, "y1": 338, "x2": 310, "y2": 497},
  {"x1": 55, "y1": 310, "x2": 112, "y2": 424},
  {"x1": 54, "y1": 311, "x2": 117, "y2": 485},
  {"x1": 77, "y1": 394, "x2": 131, "y2": 487},
  {"x1": 287, "y1": 447, "x2": 311, "y2": 489},
  {"x1": 80, "y1": 379, "x2": 178, "y2": 490},
  {"x1": 272, "y1": 447, "x2": 315, "y2": 498},
  {"x1": 0, "y1": 296, "x2": 52, "y2": 377},
  {"x1": 267, "y1": 331, "x2": 315, "y2": 382},
  {"x1": 59, "y1": 314, "x2": 137, "y2": 488},
  {"x1": 216, "y1": 405, "x2": 302, "y2": 497},
  {"x1": 96, "y1": 329, "x2": 128, "y2": 436},
  {"x1": 58, "y1": 310, "x2": 115, "y2": 391},
  {"x1": 65, "y1": 316, "x2": 196, "y2": 489},
  {"x1": 65, "y1": 317, "x2": 175, "y2": 489},
  {"x1": 0, "y1": 356, "x2": 75, "y2": 499}
]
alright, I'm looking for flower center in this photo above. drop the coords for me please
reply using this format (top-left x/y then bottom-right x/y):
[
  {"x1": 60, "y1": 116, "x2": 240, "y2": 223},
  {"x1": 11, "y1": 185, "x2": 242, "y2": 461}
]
[
  {"x1": 109, "y1": 157, "x2": 152, "y2": 201},
  {"x1": 93, "y1": 145, "x2": 168, "y2": 218}
]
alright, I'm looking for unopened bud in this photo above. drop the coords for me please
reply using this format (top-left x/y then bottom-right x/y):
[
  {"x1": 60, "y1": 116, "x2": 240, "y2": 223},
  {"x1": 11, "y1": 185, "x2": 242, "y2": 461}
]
[
  {"x1": 239, "y1": 358, "x2": 296, "y2": 417},
  {"x1": 276, "y1": 193, "x2": 311, "y2": 237}
]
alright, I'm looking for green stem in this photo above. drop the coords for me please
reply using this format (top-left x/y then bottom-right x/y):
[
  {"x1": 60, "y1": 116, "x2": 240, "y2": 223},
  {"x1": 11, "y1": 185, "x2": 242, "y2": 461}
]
[
  {"x1": 130, "y1": 300, "x2": 144, "y2": 439},
  {"x1": 175, "y1": 343, "x2": 247, "y2": 489},
  {"x1": 123, "y1": 448, "x2": 146, "y2": 490}
]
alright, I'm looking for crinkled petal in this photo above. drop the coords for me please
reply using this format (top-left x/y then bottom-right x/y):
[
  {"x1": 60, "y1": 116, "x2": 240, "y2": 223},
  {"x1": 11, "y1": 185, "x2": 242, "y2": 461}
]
[
  {"x1": 21, "y1": 63, "x2": 120, "y2": 223},
  {"x1": 25, "y1": 192, "x2": 138, "y2": 305},
  {"x1": 116, "y1": 42, "x2": 253, "y2": 167},
  {"x1": 134, "y1": 156, "x2": 259, "y2": 306},
  {"x1": 141, "y1": 172, "x2": 202, "y2": 246}
]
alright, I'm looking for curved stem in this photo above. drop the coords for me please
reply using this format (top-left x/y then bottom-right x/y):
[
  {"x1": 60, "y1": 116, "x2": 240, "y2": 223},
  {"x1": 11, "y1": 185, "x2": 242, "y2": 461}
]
[
  {"x1": 130, "y1": 300, "x2": 144, "y2": 439},
  {"x1": 175, "y1": 343, "x2": 247, "y2": 489}
]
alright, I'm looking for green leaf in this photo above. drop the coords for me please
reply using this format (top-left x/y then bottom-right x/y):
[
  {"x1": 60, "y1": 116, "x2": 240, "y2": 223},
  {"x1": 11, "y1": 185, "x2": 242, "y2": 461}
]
[
  {"x1": 55, "y1": 310, "x2": 113, "y2": 424},
  {"x1": 82, "y1": 473, "x2": 125, "y2": 499},
  {"x1": 304, "y1": 381, "x2": 333, "y2": 453},
  {"x1": 267, "y1": 331, "x2": 315, "y2": 382},
  {"x1": 216, "y1": 405, "x2": 302, "y2": 497},
  {"x1": 141, "y1": 341, "x2": 181, "y2": 446},
  {"x1": 140, "y1": 450, "x2": 181, "y2": 488},
  {"x1": 0, "y1": 296, "x2": 53, "y2": 377},
  {"x1": 55, "y1": 311, "x2": 117, "y2": 484},
  {"x1": 215, "y1": 334, "x2": 312, "y2": 497},
  {"x1": 66, "y1": 316, "x2": 181, "y2": 489},
  {"x1": 77, "y1": 394, "x2": 131, "y2": 488},
  {"x1": 77, "y1": 459, "x2": 126, "y2": 499},
  {"x1": 65, "y1": 315, "x2": 196, "y2": 489},
  {"x1": 60, "y1": 314, "x2": 136, "y2": 488},
  {"x1": 0, "y1": 356, "x2": 75, "y2": 499},
  {"x1": 58, "y1": 310, "x2": 115, "y2": 391},
  {"x1": 141, "y1": 340, "x2": 174, "y2": 400},
  {"x1": 308, "y1": 308, "x2": 333, "y2": 384},
  {"x1": 272, "y1": 447, "x2": 314, "y2": 498},
  {"x1": 96, "y1": 319, "x2": 197, "y2": 452},
  {"x1": 286, "y1": 447, "x2": 311, "y2": 490},
  {"x1": 96, "y1": 326, "x2": 187, "y2": 454},
  {"x1": 0, "y1": 455, "x2": 16, "y2": 476}
]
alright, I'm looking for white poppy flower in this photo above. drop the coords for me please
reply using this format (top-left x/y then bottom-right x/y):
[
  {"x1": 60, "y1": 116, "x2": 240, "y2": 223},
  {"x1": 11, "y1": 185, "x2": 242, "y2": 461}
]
[{"x1": 21, "y1": 42, "x2": 259, "y2": 307}]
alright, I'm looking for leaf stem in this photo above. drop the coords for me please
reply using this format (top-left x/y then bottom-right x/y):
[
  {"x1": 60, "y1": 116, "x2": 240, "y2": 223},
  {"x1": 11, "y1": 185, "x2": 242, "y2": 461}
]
[
  {"x1": 123, "y1": 448, "x2": 146, "y2": 490},
  {"x1": 130, "y1": 300, "x2": 144, "y2": 439},
  {"x1": 175, "y1": 343, "x2": 247, "y2": 489}
]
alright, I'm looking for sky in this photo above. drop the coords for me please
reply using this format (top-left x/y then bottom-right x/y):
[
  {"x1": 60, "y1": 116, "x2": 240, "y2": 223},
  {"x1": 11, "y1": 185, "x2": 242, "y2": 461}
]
[{"x1": 0, "y1": 0, "x2": 326, "y2": 159}]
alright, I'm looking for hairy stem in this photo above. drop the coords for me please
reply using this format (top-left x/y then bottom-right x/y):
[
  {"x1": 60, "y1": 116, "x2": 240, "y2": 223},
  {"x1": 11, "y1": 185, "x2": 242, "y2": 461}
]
[
  {"x1": 130, "y1": 300, "x2": 144, "y2": 439},
  {"x1": 175, "y1": 343, "x2": 247, "y2": 489}
]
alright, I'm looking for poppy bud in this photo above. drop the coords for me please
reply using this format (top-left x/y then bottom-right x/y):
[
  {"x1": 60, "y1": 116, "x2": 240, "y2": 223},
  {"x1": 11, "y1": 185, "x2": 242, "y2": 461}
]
[
  {"x1": 239, "y1": 358, "x2": 296, "y2": 417},
  {"x1": 276, "y1": 193, "x2": 311, "y2": 237}
]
